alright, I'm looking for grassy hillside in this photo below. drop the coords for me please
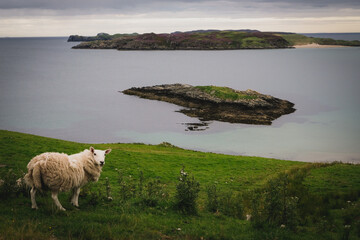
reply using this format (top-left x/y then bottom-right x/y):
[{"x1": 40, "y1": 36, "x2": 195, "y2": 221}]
[
  {"x1": 70, "y1": 31, "x2": 360, "y2": 50},
  {"x1": 278, "y1": 34, "x2": 315, "y2": 46},
  {"x1": 279, "y1": 33, "x2": 360, "y2": 46},
  {"x1": 0, "y1": 130, "x2": 359, "y2": 239},
  {"x1": 72, "y1": 31, "x2": 291, "y2": 50}
]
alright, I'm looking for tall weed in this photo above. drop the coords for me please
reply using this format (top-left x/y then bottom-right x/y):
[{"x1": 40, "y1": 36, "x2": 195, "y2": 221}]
[{"x1": 175, "y1": 167, "x2": 200, "y2": 214}]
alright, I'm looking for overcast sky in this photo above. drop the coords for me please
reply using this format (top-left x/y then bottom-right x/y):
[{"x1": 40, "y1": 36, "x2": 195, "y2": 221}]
[{"x1": 0, "y1": 0, "x2": 359, "y2": 37}]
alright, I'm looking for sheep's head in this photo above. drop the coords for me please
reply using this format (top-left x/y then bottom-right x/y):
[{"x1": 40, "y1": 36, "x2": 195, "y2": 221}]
[{"x1": 90, "y1": 147, "x2": 111, "y2": 167}]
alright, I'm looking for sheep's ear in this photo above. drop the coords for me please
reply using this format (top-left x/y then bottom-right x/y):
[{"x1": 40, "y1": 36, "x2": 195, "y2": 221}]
[
  {"x1": 90, "y1": 147, "x2": 95, "y2": 154},
  {"x1": 105, "y1": 149, "x2": 111, "y2": 155}
]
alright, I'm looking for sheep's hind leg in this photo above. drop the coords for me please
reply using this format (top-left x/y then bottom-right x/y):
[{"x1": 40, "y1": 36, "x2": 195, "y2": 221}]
[
  {"x1": 51, "y1": 191, "x2": 66, "y2": 211},
  {"x1": 71, "y1": 188, "x2": 80, "y2": 207},
  {"x1": 30, "y1": 187, "x2": 38, "y2": 209}
]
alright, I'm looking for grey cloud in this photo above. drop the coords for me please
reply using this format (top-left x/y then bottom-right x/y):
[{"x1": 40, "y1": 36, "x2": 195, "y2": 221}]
[
  {"x1": 0, "y1": 0, "x2": 138, "y2": 9},
  {"x1": 0, "y1": 0, "x2": 359, "y2": 10},
  {"x1": 259, "y1": 0, "x2": 360, "y2": 8}
]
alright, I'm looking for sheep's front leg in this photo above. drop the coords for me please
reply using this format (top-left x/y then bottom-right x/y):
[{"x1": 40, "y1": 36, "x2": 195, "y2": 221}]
[
  {"x1": 51, "y1": 191, "x2": 66, "y2": 211},
  {"x1": 30, "y1": 187, "x2": 38, "y2": 209},
  {"x1": 71, "y1": 188, "x2": 80, "y2": 207}
]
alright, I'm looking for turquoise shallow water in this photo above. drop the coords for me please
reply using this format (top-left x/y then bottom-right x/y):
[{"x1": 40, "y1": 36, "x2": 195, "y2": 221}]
[{"x1": 0, "y1": 37, "x2": 359, "y2": 162}]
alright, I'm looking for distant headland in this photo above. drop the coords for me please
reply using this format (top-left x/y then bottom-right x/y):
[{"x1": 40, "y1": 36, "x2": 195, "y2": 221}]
[
  {"x1": 122, "y1": 84, "x2": 296, "y2": 125},
  {"x1": 68, "y1": 29, "x2": 360, "y2": 50}
]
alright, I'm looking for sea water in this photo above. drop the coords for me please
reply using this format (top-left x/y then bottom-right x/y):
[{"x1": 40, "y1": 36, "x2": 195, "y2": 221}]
[{"x1": 0, "y1": 35, "x2": 359, "y2": 162}]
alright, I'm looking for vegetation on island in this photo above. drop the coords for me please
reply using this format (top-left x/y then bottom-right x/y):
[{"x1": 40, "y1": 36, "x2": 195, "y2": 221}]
[
  {"x1": 68, "y1": 32, "x2": 139, "y2": 42},
  {"x1": 195, "y1": 86, "x2": 258, "y2": 100},
  {"x1": 69, "y1": 30, "x2": 360, "y2": 50},
  {"x1": 1, "y1": 130, "x2": 359, "y2": 239},
  {"x1": 72, "y1": 30, "x2": 291, "y2": 50},
  {"x1": 279, "y1": 33, "x2": 360, "y2": 47}
]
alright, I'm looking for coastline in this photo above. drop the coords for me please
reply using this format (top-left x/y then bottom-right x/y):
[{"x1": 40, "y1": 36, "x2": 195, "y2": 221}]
[{"x1": 294, "y1": 43, "x2": 348, "y2": 48}]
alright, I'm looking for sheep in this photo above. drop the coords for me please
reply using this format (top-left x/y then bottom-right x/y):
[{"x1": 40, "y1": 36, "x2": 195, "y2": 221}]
[{"x1": 24, "y1": 147, "x2": 111, "y2": 211}]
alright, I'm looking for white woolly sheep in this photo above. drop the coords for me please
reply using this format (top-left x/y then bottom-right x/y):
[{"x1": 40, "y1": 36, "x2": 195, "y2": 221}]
[{"x1": 24, "y1": 147, "x2": 111, "y2": 211}]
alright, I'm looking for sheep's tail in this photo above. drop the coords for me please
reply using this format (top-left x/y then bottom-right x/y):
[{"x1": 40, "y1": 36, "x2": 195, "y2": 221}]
[
  {"x1": 24, "y1": 163, "x2": 42, "y2": 190},
  {"x1": 32, "y1": 163, "x2": 42, "y2": 189},
  {"x1": 24, "y1": 171, "x2": 32, "y2": 187}
]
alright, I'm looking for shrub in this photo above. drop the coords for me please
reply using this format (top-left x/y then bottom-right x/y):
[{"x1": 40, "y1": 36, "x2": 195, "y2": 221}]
[
  {"x1": 206, "y1": 184, "x2": 244, "y2": 218},
  {"x1": 249, "y1": 168, "x2": 309, "y2": 229},
  {"x1": 141, "y1": 179, "x2": 169, "y2": 207},
  {"x1": 219, "y1": 191, "x2": 244, "y2": 219},
  {"x1": 138, "y1": 170, "x2": 144, "y2": 196},
  {"x1": 105, "y1": 177, "x2": 113, "y2": 201},
  {"x1": 80, "y1": 183, "x2": 104, "y2": 207},
  {"x1": 248, "y1": 189, "x2": 266, "y2": 228},
  {"x1": 116, "y1": 168, "x2": 137, "y2": 201},
  {"x1": 263, "y1": 173, "x2": 300, "y2": 229},
  {"x1": 174, "y1": 167, "x2": 200, "y2": 214},
  {"x1": 0, "y1": 169, "x2": 28, "y2": 199},
  {"x1": 340, "y1": 200, "x2": 360, "y2": 239},
  {"x1": 115, "y1": 169, "x2": 170, "y2": 208},
  {"x1": 206, "y1": 184, "x2": 219, "y2": 213}
]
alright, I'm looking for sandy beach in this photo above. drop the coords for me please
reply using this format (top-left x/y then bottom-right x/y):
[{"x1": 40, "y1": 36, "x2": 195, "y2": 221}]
[{"x1": 294, "y1": 43, "x2": 348, "y2": 48}]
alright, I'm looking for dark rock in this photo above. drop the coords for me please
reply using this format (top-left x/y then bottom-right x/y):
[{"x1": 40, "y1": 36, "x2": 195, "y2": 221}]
[
  {"x1": 122, "y1": 84, "x2": 296, "y2": 125},
  {"x1": 182, "y1": 122, "x2": 210, "y2": 131},
  {"x1": 67, "y1": 35, "x2": 100, "y2": 42}
]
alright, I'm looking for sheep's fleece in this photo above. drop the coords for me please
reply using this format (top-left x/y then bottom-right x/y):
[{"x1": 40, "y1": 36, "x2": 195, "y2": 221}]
[{"x1": 24, "y1": 147, "x2": 111, "y2": 211}]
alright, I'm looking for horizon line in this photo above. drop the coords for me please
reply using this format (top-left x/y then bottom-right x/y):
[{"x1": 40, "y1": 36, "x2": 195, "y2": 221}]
[{"x1": 1, "y1": 31, "x2": 360, "y2": 38}]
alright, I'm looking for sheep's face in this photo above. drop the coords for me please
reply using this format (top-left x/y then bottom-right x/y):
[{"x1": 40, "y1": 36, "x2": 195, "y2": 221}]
[{"x1": 90, "y1": 147, "x2": 111, "y2": 167}]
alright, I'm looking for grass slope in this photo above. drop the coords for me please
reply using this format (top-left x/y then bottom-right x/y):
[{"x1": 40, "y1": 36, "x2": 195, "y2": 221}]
[
  {"x1": 0, "y1": 130, "x2": 359, "y2": 240},
  {"x1": 279, "y1": 34, "x2": 360, "y2": 47}
]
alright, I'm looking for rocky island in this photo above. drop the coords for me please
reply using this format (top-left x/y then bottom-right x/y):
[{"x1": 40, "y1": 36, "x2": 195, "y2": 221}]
[
  {"x1": 70, "y1": 30, "x2": 360, "y2": 50},
  {"x1": 72, "y1": 30, "x2": 291, "y2": 50},
  {"x1": 122, "y1": 84, "x2": 296, "y2": 125}
]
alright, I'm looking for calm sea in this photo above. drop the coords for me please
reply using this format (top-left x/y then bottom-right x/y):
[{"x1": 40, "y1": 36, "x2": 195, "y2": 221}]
[{"x1": 1, "y1": 34, "x2": 359, "y2": 163}]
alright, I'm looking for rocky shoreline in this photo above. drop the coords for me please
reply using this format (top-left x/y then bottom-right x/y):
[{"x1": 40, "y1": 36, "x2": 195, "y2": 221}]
[{"x1": 122, "y1": 84, "x2": 296, "y2": 125}]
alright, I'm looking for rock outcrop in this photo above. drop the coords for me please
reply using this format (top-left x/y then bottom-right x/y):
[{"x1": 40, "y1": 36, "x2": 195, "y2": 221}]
[{"x1": 122, "y1": 84, "x2": 296, "y2": 125}]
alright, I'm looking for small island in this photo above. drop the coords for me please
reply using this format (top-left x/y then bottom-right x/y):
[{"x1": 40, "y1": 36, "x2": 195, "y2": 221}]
[{"x1": 122, "y1": 84, "x2": 296, "y2": 125}]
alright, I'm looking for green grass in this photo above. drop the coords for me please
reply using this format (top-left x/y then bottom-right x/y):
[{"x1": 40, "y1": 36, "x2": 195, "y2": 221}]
[
  {"x1": 216, "y1": 31, "x2": 247, "y2": 41},
  {"x1": 241, "y1": 37, "x2": 268, "y2": 48},
  {"x1": 313, "y1": 38, "x2": 360, "y2": 47},
  {"x1": 279, "y1": 33, "x2": 360, "y2": 47},
  {"x1": 278, "y1": 34, "x2": 316, "y2": 46},
  {"x1": 304, "y1": 164, "x2": 360, "y2": 195},
  {"x1": 0, "y1": 130, "x2": 359, "y2": 239},
  {"x1": 195, "y1": 86, "x2": 258, "y2": 101}
]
